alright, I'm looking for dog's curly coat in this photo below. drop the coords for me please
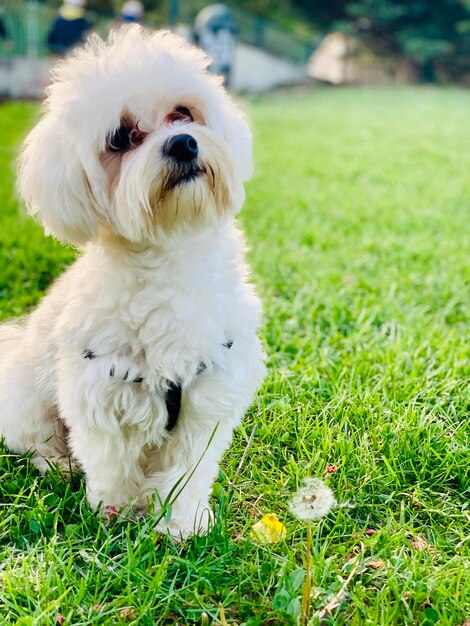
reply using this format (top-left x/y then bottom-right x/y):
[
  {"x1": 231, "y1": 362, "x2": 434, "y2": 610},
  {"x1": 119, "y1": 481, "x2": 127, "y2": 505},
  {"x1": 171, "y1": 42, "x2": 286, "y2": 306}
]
[{"x1": 0, "y1": 26, "x2": 265, "y2": 538}]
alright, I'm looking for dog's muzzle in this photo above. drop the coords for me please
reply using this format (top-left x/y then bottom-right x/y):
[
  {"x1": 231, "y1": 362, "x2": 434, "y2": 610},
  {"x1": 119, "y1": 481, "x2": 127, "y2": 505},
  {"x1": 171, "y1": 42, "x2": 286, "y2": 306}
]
[{"x1": 161, "y1": 134, "x2": 205, "y2": 193}]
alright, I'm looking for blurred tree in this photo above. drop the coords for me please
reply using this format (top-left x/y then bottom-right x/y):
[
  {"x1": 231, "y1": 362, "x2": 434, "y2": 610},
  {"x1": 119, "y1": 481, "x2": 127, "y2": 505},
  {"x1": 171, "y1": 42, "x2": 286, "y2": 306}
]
[
  {"x1": 291, "y1": 0, "x2": 470, "y2": 81},
  {"x1": 88, "y1": 0, "x2": 113, "y2": 14}
]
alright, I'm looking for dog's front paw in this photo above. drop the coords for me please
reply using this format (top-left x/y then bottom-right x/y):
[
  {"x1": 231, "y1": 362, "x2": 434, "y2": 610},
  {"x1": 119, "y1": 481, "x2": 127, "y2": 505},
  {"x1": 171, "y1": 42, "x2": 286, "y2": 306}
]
[
  {"x1": 103, "y1": 504, "x2": 121, "y2": 520},
  {"x1": 86, "y1": 485, "x2": 125, "y2": 515},
  {"x1": 91, "y1": 500, "x2": 131, "y2": 521},
  {"x1": 155, "y1": 506, "x2": 214, "y2": 541}
]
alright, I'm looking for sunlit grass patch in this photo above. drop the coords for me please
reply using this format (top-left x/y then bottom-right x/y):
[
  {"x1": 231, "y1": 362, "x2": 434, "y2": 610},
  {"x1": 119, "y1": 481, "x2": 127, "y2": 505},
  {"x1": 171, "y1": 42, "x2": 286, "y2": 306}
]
[{"x1": 0, "y1": 87, "x2": 469, "y2": 625}]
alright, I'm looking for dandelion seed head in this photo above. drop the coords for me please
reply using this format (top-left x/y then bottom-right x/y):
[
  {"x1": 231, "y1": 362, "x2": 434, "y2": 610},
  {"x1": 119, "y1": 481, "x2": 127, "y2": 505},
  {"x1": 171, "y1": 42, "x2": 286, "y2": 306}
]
[{"x1": 288, "y1": 477, "x2": 336, "y2": 521}]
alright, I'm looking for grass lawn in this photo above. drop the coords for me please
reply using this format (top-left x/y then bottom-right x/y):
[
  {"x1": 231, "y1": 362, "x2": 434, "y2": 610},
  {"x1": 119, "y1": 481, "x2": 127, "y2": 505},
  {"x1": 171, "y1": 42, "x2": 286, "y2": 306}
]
[{"x1": 0, "y1": 87, "x2": 469, "y2": 625}]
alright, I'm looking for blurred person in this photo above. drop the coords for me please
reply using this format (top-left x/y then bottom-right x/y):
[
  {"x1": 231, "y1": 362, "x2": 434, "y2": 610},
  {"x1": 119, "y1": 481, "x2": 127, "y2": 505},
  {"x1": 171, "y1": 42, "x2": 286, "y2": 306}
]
[
  {"x1": 119, "y1": 1, "x2": 144, "y2": 25},
  {"x1": 47, "y1": 0, "x2": 91, "y2": 56},
  {"x1": 0, "y1": 10, "x2": 13, "y2": 54},
  {"x1": 194, "y1": 4, "x2": 237, "y2": 86},
  {"x1": 0, "y1": 13, "x2": 7, "y2": 42}
]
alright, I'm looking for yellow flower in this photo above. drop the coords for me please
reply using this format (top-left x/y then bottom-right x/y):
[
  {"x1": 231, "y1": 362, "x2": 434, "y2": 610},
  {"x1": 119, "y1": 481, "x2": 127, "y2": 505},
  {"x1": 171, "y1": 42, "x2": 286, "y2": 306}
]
[{"x1": 250, "y1": 513, "x2": 287, "y2": 543}]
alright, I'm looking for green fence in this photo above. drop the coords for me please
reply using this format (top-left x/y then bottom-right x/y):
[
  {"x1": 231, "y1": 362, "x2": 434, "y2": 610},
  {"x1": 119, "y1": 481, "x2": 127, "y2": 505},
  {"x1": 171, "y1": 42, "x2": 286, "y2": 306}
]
[
  {"x1": 0, "y1": 0, "x2": 55, "y2": 57},
  {"x1": 231, "y1": 8, "x2": 312, "y2": 63}
]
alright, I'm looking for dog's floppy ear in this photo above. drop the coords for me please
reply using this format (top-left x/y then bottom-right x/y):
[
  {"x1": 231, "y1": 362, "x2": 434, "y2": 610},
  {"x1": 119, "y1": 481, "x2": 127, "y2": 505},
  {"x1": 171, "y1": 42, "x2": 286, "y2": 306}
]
[
  {"x1": 18, "y1": 113, "x2": 100, "y2": 246},
  {"x1": 221, "y1": 99, "x2": 254, "y2": 183}
]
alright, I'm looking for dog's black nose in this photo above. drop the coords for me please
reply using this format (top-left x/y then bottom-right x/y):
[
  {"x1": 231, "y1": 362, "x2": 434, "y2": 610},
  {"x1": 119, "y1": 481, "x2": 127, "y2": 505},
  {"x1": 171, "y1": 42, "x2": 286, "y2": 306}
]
[{"x1": 163, "y1": 134, "x2": 198, "y2": 162}]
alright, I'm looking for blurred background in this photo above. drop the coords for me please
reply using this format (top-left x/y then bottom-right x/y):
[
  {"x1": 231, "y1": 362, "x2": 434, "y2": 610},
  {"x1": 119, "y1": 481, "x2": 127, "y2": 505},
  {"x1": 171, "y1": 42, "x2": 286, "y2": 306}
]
[
  {"x1": 0, "y1": 4, "x2": 469, "y2": 622},
  {"x1": 0, "y1": 0, "x2": 469, "y2": 98}
]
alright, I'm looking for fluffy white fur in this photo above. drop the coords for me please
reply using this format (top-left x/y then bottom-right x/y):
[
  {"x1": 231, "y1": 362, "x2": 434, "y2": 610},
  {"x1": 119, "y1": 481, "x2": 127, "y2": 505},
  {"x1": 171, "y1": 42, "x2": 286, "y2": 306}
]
[{"x1": 0, "y1": 26, "x2": 265, "y2": 538}]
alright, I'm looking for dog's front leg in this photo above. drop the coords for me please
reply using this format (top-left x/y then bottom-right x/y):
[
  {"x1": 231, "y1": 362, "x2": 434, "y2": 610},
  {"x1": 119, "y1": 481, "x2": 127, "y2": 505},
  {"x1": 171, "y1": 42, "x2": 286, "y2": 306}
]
[
  {"x1": 143, "y1": 422, "x2": 227, "y2": 539},
  {"x1": 57, "y1": 352, "x2": 147, "y2": 515},
  {"x1": 68, "y1": 424, "x2": 145, "y2": 514},
  {"x1": 143, "y1": 348, "x2": 264, "y2": 539}
]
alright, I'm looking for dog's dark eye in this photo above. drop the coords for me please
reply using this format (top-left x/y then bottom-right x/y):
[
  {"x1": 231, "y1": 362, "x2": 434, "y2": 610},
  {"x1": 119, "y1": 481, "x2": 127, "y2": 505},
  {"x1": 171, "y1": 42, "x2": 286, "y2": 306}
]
[
  {"x1": 166, "y1": 106, "x2": 194, "y2": 124},
  {"x1": 175, "y1": 106, "x2": 193, "y2": 121},
  {"x1": 108, "y1": 126, "x2": 131, "y2": 151}
]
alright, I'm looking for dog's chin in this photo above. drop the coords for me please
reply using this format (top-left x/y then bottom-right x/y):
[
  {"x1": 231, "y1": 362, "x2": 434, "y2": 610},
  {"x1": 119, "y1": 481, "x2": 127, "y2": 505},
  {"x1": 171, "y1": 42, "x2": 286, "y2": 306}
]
[
  {"x1": 141, "y1": 165, "x2": 226, "y2": 235},
  {"x1": 112, "y1": 154, "x2": 236, "y2": 242},
  {"x1": 162, "y1": 165, "x2": 206, "y2": 196}
]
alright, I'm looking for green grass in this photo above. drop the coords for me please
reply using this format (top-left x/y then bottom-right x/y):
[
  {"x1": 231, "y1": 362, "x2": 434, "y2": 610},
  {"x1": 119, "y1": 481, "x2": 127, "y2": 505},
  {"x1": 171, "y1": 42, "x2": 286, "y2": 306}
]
[{"x1": 0, "y1": 87, "x2": 469, "y2": 625}]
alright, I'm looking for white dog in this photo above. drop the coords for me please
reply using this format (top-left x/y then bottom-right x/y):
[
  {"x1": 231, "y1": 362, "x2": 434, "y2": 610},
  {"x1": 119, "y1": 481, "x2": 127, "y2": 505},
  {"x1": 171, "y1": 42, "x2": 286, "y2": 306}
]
[{"x1": 0, "y1": 26, "x2": 265, "y2": 538}]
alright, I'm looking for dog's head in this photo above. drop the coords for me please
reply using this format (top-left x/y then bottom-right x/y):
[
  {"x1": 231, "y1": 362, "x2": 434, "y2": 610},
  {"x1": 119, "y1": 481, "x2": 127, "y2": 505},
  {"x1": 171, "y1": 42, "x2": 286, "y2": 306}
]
[{"x1": 18, "y1": 26, "x2": 253, "y2": 245}]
